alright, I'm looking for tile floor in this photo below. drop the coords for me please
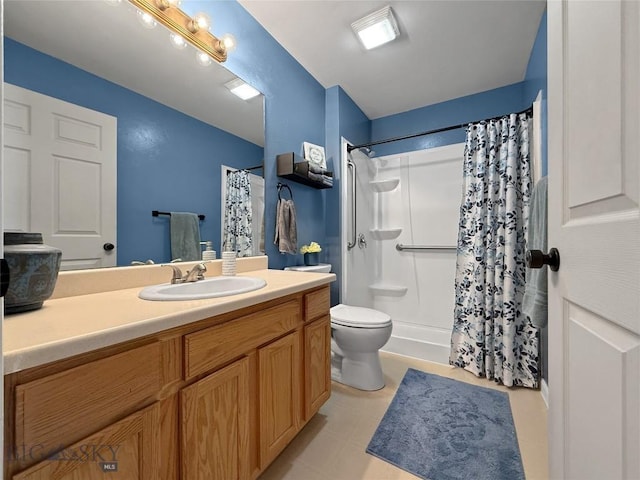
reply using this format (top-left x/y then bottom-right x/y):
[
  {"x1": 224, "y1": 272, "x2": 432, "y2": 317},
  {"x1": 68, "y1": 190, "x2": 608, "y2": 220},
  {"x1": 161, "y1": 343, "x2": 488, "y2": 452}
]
[{"x1": 259, "y1": 351, "x2": 548, "y2": 480}]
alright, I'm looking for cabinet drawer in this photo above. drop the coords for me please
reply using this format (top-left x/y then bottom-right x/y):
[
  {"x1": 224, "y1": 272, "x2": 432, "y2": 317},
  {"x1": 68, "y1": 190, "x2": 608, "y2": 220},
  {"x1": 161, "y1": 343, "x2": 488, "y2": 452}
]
[
  {"x1": 15, "y1": 342, "x2": 162, "y2": 453},
  {"x1": 304, "y1": 287, "x2": 330, "y2": 321},
  {"x1": 184, "y1": 300, "x2": 301, "y2": 379}
]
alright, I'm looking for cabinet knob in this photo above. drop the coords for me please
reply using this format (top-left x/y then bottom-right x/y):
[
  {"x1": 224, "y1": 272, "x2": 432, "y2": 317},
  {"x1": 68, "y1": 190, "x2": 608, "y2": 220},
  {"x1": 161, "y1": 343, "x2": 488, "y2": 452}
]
[{"x1": 103, "y1": 243, "x2": 115, "y2": 252}]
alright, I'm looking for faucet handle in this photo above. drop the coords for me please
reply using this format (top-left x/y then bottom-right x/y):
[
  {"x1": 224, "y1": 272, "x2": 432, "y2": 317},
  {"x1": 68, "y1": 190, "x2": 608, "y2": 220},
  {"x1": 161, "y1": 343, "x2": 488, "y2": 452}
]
[
  {"x1": 192, "y1": 262, "x2": 207, "y2": 281},
  {"x1": 161, "y1": 264, "x2": 184, "y2": 284}
]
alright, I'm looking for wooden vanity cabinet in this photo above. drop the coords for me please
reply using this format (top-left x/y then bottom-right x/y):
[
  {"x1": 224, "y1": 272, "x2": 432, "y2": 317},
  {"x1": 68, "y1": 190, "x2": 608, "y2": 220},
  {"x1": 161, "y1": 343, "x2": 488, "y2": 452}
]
[
  {"x1": 4, "y1": 285, "x2": 332, "y2": 480},
  {"x1": 12, "y1": 402, "x2": 161, "y2": 480},
  {"x1": 181, "y1": 357, "x2": 250, "y2": 480},
  {"x1": 304, "y1": 315, "x2": 331, "y2": 421},
  {"x1": 258, "y1": 330, "x2": 302, "y2": 469},
  {"x1": 303, "y1": 286, "x2": 332, "y2": 421}
]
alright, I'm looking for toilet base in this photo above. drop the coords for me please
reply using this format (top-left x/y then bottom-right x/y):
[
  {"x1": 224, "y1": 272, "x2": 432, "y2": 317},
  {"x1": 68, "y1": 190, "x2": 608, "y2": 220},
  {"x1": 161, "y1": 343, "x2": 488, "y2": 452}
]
[{"x1": 330, "y1": 350, "x2": 385, "y2": 391}]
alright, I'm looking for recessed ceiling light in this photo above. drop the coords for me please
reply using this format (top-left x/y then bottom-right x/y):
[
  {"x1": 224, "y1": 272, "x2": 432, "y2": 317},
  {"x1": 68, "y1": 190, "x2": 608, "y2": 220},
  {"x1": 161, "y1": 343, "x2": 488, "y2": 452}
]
[
  {"x1": 225, "y1": 78, "x2": 261, "y2": 101},
  {"x1": 351, "y1": 6, "x2": 399, "y2": 50}
]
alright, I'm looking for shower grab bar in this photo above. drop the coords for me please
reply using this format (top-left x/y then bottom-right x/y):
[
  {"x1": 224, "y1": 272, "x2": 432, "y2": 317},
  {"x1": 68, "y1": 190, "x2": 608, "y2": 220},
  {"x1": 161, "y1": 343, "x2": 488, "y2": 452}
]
[
  {"x1": 396, "y1": 244, "x2": 457, "y2": 251},
  {"x1": 347, "y1": 159, "x2": 357, "y2": 250}
]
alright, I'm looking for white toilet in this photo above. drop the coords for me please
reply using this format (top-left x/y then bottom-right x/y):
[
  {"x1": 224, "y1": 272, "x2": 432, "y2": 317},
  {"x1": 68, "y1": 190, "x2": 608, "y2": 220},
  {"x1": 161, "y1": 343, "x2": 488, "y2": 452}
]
[
  {"x1": 330, "y1": 304, "x2": 392, "y2": 391},
  {"x1": 284, "y1": 263, "x2": 393, "y2": 391}
]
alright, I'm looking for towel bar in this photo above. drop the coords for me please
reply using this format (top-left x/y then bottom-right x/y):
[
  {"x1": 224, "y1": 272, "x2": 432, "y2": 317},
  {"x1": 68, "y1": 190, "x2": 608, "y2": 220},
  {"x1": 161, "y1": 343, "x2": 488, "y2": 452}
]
[
  {"x1": 152, "y1": 210, "x2": 205, "y2": 221},
  {"x1": 395, "y1": 244, "x2": 456, "y2": 251}
]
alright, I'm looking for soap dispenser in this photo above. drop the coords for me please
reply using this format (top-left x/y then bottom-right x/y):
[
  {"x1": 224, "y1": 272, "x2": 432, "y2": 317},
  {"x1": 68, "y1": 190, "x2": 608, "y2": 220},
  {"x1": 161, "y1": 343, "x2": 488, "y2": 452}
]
[{"x1": 201, "y1": 241, "x2": 216, "y2": 261}]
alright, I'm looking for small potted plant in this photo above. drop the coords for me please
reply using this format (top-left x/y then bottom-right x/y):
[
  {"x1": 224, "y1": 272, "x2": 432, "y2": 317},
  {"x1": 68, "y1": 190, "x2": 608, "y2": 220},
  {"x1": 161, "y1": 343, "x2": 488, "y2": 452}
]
[{"x1": 300, "y1": 242, "x2": 322, "y2": 266}]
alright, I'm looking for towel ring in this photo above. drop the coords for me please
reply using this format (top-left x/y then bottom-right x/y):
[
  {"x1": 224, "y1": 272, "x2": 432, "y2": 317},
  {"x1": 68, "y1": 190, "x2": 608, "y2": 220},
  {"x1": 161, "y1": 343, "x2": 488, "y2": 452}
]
[{"x1": 277, "y1": 183, "x2": 293, "y2": 200}]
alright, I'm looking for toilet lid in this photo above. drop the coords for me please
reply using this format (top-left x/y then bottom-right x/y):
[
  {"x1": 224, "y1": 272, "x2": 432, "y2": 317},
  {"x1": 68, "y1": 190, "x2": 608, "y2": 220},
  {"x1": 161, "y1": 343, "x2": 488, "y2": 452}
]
[{"x1": 330, "y1": 304, "x2": 391, "y2": 328}]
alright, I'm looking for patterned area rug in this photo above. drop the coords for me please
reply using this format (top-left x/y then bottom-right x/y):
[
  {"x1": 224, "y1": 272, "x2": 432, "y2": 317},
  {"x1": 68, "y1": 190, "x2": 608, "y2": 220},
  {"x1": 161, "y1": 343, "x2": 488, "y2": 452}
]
[{"x1": 366, "y1": 369, "x2": 525, "y2": 480}]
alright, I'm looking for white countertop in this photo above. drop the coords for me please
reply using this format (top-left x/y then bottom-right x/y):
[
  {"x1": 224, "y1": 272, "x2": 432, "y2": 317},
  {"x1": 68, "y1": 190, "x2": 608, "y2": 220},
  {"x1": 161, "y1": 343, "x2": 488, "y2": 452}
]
[{"x1": 4, "y1": 269, "x2": 335, "y2": 374}]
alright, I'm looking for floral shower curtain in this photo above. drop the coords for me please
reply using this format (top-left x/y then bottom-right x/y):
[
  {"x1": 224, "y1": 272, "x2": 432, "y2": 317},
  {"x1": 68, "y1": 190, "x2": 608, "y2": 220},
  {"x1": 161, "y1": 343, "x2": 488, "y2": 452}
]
[
  {"x1": 449, "y1": 112, "x2": 539, "y2": 388},
  {"x1": 223, "y1": 170, "x2": 253, "y2": 257}
]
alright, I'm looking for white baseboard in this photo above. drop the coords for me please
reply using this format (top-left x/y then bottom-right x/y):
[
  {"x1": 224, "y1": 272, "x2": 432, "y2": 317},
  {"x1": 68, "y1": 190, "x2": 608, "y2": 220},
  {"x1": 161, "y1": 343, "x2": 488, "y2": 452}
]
[
  {"x1": 540, "y1": 378, "x2": 549, "y2": 408},
  {"x1": 381, "y1": 334, "x2": 450, "y2": 365}
]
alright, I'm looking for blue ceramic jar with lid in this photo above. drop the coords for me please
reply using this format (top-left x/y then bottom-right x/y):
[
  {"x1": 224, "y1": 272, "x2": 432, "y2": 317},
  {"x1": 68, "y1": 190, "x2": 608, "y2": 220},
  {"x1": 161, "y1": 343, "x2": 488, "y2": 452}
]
[{"x1": 4, "y1": 232, "x2": 62, "y2": 314}]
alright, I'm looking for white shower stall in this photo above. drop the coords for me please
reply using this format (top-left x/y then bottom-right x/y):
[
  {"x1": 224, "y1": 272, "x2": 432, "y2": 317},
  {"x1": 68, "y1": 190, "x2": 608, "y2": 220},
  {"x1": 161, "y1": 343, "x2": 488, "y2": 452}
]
[{"x1": 341, "y1": 141, "x2": 464, "y2": 364}]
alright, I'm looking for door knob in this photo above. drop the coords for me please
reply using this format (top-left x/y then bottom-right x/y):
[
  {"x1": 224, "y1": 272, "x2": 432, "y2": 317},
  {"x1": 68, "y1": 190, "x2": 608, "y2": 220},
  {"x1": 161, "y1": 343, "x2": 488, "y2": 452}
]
[
  {"x1": 103, "y1": 243, "x2": 115, "y2": 252},
  {"x1": 526, "y1": 248, "x2": 560, "y2": 271}
]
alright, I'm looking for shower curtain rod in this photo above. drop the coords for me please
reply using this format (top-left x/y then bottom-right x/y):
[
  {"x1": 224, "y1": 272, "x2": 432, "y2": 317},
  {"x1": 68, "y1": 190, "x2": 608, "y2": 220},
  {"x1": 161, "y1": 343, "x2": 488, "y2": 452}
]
[{"x1": 347, "y1": 105, "x2": 533, "y2": 153}]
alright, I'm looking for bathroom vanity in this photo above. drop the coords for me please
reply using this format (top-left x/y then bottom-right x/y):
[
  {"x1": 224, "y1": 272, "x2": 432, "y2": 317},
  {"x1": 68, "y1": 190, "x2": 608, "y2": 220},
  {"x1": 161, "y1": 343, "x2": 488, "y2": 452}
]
[{"x1": 3, "y1": 258, "x2": 334, "y2": 479}]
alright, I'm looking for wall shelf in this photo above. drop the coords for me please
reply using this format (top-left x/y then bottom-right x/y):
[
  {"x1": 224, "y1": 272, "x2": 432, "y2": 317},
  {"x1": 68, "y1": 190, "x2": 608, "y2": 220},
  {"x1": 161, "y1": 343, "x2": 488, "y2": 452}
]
[
  {"x1": 368, "y1": 283, "x2": 408, "y2": 297},
  {"x1": 369, "y1": 228, "x2": 402, "y2": 240},
  {"x1": 370, "y1": 178, "x2": 399, "y2": 192},
  {"x1": 276, "y1": 152, "x2": 333, "y2": 189}
]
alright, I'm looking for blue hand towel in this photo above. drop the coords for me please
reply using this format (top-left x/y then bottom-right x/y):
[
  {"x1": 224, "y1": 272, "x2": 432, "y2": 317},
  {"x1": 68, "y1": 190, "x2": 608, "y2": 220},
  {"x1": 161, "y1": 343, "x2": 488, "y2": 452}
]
[
  {"x1": 170, "y1": 212, "x2": 201, "y2": 261},
  {"x1": 523, "y1": 177, "x2": 548, "y2": 328}
]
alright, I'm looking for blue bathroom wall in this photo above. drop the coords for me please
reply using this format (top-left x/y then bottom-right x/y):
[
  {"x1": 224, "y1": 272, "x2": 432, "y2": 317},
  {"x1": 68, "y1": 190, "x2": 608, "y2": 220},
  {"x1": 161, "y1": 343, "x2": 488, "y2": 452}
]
[
  {"x1": 185, "y1": 1, "x2": 328, "y2": 269},
  {"x1": 325, "y1": 86, "x2": 371, "y2": 304},
  {"x1": 370, "y1": 82, "x2": 528, "y2": 157},
  {"x1": 4, "y1": 37, "x2": 262, "y2": 266},
  {"x1": 524, "y1": 10, "x2": 548, "y2": 177}
]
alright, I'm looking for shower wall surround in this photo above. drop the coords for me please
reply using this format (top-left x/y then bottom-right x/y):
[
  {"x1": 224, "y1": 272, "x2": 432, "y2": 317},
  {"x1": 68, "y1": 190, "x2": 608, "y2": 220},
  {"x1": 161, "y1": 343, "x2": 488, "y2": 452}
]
[{"x1": 344, "y1": 144, "x2": 464, "y2": 363}]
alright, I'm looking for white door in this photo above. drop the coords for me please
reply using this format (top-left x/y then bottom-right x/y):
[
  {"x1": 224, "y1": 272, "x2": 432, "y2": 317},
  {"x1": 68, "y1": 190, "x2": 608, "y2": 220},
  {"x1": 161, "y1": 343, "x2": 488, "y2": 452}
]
[
  {"x1": 548, "y1": 2, "x2": 640, "y2": 479},
  {"x1": 3, "y1": 83, "x2": 117, "y2": 270}
]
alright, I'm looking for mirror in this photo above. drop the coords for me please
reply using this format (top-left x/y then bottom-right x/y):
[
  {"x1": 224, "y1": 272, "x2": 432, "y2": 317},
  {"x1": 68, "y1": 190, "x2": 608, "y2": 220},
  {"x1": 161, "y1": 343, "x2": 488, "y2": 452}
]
[{"x1": 3, "y1": 0, "x2": 265, "y2": 269}]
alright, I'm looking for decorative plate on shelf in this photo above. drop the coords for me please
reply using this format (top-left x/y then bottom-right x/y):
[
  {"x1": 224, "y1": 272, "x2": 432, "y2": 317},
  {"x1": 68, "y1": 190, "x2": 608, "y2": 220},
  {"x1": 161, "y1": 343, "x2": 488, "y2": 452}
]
[{"x1": 303, "y1": 142, "x2": 326, "y2": 169}]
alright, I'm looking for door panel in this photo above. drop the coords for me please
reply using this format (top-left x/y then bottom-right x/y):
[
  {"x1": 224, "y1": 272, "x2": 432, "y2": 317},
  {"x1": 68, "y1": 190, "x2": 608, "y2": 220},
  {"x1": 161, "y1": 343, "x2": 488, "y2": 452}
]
[
  {"x1": 304, "y1": 316, "x2": 331, "y2": 420},
  {"x1": 181, "y1": 357, "x2": 250, "y2": 480},
  {"x1": 565, "y1": 303, "x2": 639, "y2": 480},
  {"x1": 12, "y1": 402, "x2": 160, "y2": 480},
  {"x1": 548, "y1": 1, "x2": 640, "y2": 478},
  {"x1": 3, "y1": 83, "x2": 117, "y2": 269},
  {"x1": 259, "y1": 331, "x2": 302, "y2": 468}
]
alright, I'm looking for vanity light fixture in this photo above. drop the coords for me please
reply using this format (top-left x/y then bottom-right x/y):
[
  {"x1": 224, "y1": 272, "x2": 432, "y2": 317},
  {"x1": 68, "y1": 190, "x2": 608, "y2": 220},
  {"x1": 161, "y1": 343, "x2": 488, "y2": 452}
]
[
  {"x1": 351, "y1": 6, "x2": 399, "y2": 50},
  {"x1": 128, "y1": 0, "x2": 233, "y2": 63},
  {"x1": 225, "y1": 78, "x2": 261, "y2": 101}
]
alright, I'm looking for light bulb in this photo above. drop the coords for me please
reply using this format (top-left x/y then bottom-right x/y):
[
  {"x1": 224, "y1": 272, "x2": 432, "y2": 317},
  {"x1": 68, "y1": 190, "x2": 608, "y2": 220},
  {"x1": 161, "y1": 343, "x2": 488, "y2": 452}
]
[
  {"x1": 154, "y1": 0, "x2": 180, "y2": 9},
  {"x1": 196, "y1": 51, "x2": 212, "y2": 67},
  {"x1": 221, "y1": 33, "x2": 237, "y2": 52},
  {"x1": 190, "y1": 12, "x2": 211, "y2": 32},
  {"x1": 169, "y1": 33, "x2": 187, "y2": 50},
  {"x1": 137, "y1": 10, "x2": 157, "y2": 29}
]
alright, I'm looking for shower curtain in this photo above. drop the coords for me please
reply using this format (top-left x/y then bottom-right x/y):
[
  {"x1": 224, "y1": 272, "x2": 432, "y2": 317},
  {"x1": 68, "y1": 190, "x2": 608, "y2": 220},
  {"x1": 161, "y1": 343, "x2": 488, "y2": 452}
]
[
  {"x1": 449, "y1": 112, "x2": 539, "y2": 388},
  {"x1": 223, "y1": 170, "x2": 253, "y2": 257}
]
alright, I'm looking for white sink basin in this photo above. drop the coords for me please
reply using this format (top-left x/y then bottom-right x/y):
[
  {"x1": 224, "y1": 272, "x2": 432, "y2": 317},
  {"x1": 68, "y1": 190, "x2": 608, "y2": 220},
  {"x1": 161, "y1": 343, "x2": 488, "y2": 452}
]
[{"x1": 139, "y1": 276, "x2": 267, "y2": 301}]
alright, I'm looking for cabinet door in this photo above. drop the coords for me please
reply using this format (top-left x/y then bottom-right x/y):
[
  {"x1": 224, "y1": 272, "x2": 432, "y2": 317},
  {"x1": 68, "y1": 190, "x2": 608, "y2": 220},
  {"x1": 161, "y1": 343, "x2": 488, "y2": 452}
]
[
  {"x1": 181, "y1": 357, "x2": 250, "y2": 480},
  {"x1": 304, "y1": 315, "x2": 331, "y2": 420},
  {"x1": 259, "y1": 331, "x2": 302, "y2": 468},
  {"x1": 12, "y1": 402, "x2": 160, "y2": 480}
]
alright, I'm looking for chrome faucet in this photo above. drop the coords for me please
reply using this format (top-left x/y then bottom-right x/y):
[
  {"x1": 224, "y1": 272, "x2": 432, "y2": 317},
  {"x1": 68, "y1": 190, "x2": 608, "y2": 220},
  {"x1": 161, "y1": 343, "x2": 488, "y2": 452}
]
[{"x1": 162, "y1": 263, "x2": 207, "y2": 284}]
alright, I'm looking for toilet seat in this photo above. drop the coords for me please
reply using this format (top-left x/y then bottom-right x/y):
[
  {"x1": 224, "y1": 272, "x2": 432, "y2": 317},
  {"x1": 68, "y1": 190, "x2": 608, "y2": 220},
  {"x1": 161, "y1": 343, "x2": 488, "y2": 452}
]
[{"x1": 330, "y1": 304, "x2": 391, "y2": 328}]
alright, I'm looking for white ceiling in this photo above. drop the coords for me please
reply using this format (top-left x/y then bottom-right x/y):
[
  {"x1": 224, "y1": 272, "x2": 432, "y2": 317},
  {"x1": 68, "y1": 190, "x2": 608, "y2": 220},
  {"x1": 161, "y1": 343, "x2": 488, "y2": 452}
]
[
  {"x1": 239, "y1": 0, "x2": 546, "y2": 119},
  {"x1": 4, "y1": 0, "x2": 265, "y2": 146}
]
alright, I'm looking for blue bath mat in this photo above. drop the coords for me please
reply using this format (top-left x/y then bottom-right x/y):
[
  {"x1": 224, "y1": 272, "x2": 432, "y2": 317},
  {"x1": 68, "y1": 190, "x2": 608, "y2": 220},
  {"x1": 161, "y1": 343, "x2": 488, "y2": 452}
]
[{"x1": 366, "y1": 368, "x2": 525, "y2": 480}]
